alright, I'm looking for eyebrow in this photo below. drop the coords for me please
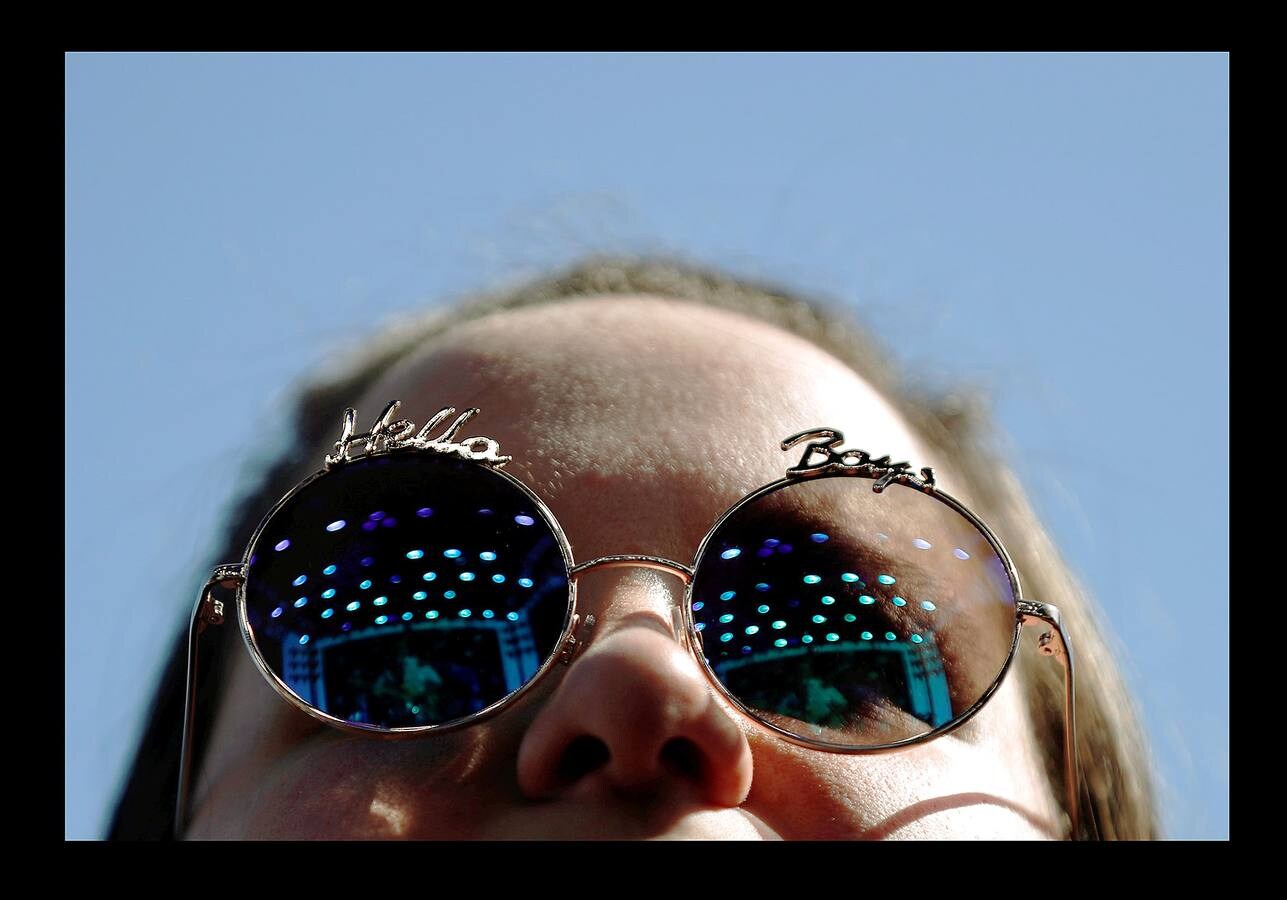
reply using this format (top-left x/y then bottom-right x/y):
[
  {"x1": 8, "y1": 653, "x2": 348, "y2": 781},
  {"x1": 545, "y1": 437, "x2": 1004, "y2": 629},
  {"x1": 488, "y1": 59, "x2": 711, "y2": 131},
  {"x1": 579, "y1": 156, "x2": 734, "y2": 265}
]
[{"x1": 845, "y1": 542, "x2": 945, "y2": 632}]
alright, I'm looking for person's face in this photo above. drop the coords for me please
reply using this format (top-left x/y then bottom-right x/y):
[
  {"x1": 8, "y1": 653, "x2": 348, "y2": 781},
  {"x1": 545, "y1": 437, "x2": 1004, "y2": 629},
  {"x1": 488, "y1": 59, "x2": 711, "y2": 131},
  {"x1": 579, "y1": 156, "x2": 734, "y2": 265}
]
[{"x1": 189, "y1": 296, "x2": 1062, "y2": 839}]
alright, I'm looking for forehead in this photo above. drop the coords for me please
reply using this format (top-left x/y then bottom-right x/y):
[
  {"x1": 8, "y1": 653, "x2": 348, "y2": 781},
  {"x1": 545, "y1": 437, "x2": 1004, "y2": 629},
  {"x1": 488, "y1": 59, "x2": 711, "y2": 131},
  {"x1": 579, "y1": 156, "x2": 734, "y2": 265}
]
[{"x1": 358, "y1": 295, "x2": 932, "y2": 562}]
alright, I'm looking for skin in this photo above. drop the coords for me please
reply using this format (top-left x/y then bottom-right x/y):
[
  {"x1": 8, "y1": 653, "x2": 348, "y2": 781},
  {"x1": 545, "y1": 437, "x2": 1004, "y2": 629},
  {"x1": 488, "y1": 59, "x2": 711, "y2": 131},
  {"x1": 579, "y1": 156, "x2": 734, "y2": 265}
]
[{"x1": 188, "y1": 296, "x2": 1063, "y2": 840}]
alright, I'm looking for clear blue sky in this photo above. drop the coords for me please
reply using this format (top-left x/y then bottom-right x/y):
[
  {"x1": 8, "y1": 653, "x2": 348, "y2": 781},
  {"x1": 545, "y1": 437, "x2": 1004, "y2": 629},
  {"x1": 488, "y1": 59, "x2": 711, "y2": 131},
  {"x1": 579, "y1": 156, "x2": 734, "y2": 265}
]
[{"x1": 65, "y1": 52, "x2": 1228, "y2": 839}]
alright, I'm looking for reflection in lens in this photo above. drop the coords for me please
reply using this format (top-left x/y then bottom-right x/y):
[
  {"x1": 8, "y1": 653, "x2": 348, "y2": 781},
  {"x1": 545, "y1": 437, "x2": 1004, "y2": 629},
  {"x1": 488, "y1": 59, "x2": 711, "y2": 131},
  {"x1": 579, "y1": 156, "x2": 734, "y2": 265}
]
[
  {"x1": 690, "y1": 475, "x2": 1016, "y2": 747},
  {"x1": 244, "y1": 454, "x2": 570, "y2": 730}
]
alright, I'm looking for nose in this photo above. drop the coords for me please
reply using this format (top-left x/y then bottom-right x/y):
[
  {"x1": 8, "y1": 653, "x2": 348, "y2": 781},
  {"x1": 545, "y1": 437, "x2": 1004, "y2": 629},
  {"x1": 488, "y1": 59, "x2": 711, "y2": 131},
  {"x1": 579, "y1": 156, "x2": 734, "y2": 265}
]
[{"x1": 516, "y1": 567, "x2": 754, "y2": 808}]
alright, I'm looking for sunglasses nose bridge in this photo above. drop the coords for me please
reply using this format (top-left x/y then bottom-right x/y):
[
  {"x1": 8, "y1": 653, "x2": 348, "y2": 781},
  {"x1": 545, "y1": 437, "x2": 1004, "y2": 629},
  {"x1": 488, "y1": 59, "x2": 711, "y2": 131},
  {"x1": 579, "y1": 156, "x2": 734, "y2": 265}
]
[
  {"x1": 568, "y1": 555, "x2": 695, "y2": 585},
  {"x1": 566, "y1": 555, "x2": 696, "y2": 650}
]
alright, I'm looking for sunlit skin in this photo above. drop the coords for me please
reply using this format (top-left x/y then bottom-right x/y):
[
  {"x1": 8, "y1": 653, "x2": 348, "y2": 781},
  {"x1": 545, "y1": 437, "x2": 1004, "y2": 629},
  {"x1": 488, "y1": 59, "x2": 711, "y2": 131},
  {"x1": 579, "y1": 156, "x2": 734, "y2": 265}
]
[{"x1": 188, "y1": 296, "x2": 1062, "y2": 839}]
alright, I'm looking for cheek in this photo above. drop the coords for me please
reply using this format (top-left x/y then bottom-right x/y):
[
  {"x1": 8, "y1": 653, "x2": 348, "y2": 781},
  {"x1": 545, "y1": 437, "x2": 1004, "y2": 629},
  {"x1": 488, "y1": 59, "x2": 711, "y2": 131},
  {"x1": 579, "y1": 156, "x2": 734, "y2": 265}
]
[
  {"x1": 743, "y1": 674, "x2": 1060, "y2": 840},
  {"x1": 189, "y1": 670, "x2": 563, "y2": 840},
  {"x1": 191, "y1": 730, "x2": 507, "y2": 839}
]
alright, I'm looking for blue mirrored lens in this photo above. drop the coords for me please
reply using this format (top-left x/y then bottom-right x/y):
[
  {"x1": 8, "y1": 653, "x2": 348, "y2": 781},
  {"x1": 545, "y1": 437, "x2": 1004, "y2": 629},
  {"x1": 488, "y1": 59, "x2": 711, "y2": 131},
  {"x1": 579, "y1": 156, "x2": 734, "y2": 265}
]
[
  {"x1": 691, "y1": 476, "x2": 1015, "y2": 747},
  {"x1": 245, "y1": 454, "x2": 570, "y2": 729}
]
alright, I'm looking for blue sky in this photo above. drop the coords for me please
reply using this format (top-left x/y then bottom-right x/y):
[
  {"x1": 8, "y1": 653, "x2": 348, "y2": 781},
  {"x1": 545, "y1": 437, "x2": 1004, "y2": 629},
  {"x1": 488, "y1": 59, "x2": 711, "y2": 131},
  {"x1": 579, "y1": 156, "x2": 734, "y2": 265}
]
[{"x1": 66, "y1": 52, "x2": 1228, "y2": 839}]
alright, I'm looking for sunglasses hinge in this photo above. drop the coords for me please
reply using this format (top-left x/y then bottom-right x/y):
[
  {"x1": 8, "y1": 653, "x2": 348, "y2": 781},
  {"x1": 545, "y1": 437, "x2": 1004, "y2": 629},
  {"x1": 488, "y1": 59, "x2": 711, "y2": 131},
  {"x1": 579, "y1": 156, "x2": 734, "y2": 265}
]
[
  {"x1": 1018, "y1": 599, "x2": 1068, "y2": 660},
  {"x1": 195, "y1": 565, "x2": 245, "y2": 633},
  {"x1": 199, "y1": 594, "x2": 225, "y2": 630}
]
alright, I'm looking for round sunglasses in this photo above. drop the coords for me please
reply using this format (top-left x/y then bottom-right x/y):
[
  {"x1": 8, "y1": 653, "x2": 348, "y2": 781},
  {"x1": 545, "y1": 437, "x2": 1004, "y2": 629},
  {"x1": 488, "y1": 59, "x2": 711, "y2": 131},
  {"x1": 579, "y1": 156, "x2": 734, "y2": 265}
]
[{"x1": 178, "y1": 401, "x2": 1080, "y2": 837}]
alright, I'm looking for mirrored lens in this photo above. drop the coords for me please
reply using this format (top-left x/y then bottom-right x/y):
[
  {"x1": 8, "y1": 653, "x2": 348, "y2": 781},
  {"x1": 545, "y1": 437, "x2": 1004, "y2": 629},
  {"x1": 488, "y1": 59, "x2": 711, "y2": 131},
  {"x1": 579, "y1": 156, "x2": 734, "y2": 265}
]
[
  {"x1": 243, "y1": 453, "x2": 571, "y2": 729},
  {"x1": 690, "y1": 475, "x2": 1017, "y2": 747}
]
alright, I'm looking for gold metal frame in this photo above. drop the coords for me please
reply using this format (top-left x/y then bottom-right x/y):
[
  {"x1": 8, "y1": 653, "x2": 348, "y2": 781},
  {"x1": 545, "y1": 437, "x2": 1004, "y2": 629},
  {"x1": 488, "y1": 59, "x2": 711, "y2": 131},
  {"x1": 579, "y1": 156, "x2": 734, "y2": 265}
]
[{"x1": 177, "y1": 402, "x2": 1080, "y2": 838}]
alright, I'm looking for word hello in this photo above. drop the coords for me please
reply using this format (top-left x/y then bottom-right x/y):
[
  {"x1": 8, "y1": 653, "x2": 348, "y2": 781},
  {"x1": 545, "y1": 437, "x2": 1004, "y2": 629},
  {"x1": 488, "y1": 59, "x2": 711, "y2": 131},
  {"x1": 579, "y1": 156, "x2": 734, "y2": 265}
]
[
  {"x1": 780, "y1": 427, "x2": 935, "y2": 492},
  {"x1": 325, "y1": 401, "x2": 511, "y2": 469}
]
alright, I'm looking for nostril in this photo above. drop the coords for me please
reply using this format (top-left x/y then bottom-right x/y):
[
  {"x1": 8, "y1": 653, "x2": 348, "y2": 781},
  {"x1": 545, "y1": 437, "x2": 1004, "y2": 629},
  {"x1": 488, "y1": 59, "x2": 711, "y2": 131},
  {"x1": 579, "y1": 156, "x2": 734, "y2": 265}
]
[
  {"x1": 660, "y1": 737, "x2": 704, "y2": 781},
  {"x1": 556, "y1": 735, "x2": 611, "y2": 784},
  {"x1": 516, "y1": 626, "x2": 755, "y2": 807}
]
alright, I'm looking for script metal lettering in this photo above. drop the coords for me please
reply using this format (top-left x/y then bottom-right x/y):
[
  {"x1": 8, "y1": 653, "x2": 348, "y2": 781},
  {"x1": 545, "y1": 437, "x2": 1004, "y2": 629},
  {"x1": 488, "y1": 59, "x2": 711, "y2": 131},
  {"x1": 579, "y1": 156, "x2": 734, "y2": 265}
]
[
  {"x1": 325, "y1": 401, "x2": 511, "y2": 469},
  {"x1": 780, "y1": 427, "x2": 935, "y2": 492}
]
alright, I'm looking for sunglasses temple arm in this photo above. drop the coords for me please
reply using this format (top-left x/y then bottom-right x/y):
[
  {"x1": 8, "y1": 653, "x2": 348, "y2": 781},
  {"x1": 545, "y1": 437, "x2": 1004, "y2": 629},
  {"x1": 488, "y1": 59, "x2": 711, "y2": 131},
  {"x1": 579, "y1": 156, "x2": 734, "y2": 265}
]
[
  {"x1": 175, "y1": 567, "x2": 241, "y2": 840},
  {"x1": 1019, "y1": 600, "x2": 1080, "y2": 840}
]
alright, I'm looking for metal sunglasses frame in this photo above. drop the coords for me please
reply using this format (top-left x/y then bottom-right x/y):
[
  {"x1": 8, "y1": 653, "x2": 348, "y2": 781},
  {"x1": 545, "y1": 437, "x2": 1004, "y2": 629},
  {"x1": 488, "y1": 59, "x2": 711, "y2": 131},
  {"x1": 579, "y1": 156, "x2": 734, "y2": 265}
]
[{"x1": 178, "y1": 401, "x2": 1079, "y2": 838}]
